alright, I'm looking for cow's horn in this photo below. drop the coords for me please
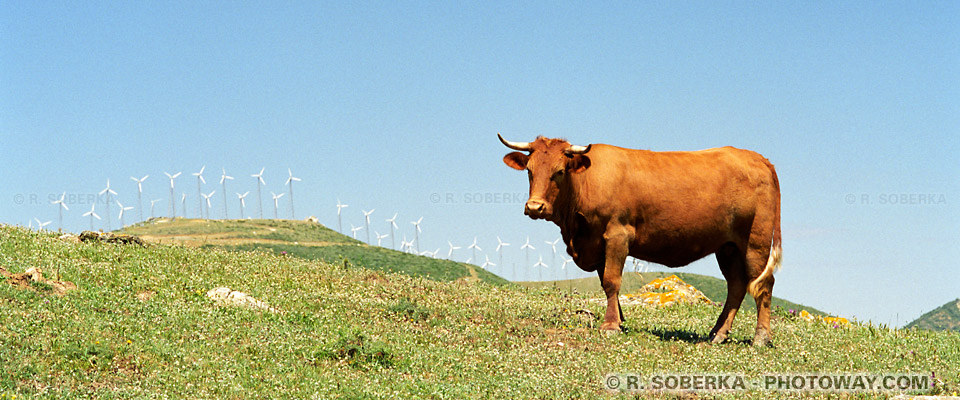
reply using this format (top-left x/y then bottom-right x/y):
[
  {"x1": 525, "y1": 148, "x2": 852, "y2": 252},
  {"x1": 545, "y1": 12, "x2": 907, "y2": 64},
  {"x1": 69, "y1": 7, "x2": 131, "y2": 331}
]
[
  {"x1": 498, "y1": 133, "x2": 532, "y2": 151},
  {"x1": 565, "y1": 144, "x2": 591, "y2": 155}
]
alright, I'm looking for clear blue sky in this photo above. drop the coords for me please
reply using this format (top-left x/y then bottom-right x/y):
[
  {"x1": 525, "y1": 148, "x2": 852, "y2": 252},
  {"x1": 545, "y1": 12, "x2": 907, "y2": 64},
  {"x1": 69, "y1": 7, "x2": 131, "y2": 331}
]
[{"x1": 2, "y1": 1, "x2": 958, "y2": 327}]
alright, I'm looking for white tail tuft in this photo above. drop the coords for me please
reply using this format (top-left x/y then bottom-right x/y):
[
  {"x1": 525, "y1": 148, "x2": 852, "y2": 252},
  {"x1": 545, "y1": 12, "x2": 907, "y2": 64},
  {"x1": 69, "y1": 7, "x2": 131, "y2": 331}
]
[{"x1": 748, "y1": 245, "x2": 781, "y2": 298}]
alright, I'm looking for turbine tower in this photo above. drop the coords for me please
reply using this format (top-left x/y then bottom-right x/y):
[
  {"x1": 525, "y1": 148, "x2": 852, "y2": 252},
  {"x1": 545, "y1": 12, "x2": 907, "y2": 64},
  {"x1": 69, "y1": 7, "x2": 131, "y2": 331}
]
[
  {"x1": 350, "y1": 223, "x2": 363, "y2": 239},
  {"x1": 520, "y1": 236, "x2": 535, "y2": 268},
  {"x1": 534, "y1": 255, "x2": 548, "y2": 281},
  {"x1": 149, "y1": 199, "x2": 161, "y2": 219},
  {"x1": 192, "y1": 166, "x2": 206, "y2": 218},
  {"x1": 181, "y1": 193, "x2": 188, "y2": 219},
  {"x1": 336, "y1": 199, "x2": 348, "y2": 233},
  {"x1": 362, "y1": 209, "x2": 375, "y2": 244},
  {"x1": 130, "y1": 175, "x2": 148, "y2": 222},
  {"x1": 410, "y1": 217, "x2": 423, "y2": 253},
  {"x1": 117, "y1": 200, "x2": 133, "y2": 228},
  {"x1": 285, "y1": 169, "x2": 301, "y2": 219},
  {"x1": 251, "y1": 168, "x2": 266, "y2": 219},
  {"x1": 496, "y1": 236, "x2": 510, "y2": 270},
  {"x1": 82, "y1": 204, "x2": 100, "y2": 231},
  {"x1": 546, "y1": 238, "x2": 561, "y2": 271},
  {"x1": 163, "y1": 171, "x2": 181, "y2": 218},
  {"x1": 376, "y1": 231, "x2": 389, "y2": 247},
  {"x1": 51, "y1": 192, "x2": 68, "y2": 232},
  {"x1": 202, "y1": 190, "x2": 216, "y2": 219},
  {"x1": 270, "y1": 192, "x2": 284, "y2": 219},
  {"x1": 467, "y1": 236, "x2": 481, "y2": 264},
  {"x1": 99, "y1": 179, "x2": 117, "y2": 231},
  {"x1": 220, "y1": 168, "x2": 234, "y2": 219},
  {"x1": 386, "y1": 213, "x2": 399, "y2": 249},
  {"x1": 236, "y1": 192, "x2": 249, "y2": 219}
]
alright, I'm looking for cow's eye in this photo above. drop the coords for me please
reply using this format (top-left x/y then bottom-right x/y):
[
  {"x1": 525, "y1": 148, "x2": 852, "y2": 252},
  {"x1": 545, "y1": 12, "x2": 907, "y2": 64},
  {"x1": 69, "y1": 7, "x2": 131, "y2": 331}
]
[{"x1": 551, "y1": 170, "x2": 564, "y2": 181}]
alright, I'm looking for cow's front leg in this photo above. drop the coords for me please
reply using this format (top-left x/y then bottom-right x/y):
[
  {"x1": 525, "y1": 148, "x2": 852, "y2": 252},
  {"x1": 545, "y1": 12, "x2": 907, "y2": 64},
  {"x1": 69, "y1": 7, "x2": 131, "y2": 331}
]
[{"x1": 599, "y1": 225, "x2": 631, "y2": 331}]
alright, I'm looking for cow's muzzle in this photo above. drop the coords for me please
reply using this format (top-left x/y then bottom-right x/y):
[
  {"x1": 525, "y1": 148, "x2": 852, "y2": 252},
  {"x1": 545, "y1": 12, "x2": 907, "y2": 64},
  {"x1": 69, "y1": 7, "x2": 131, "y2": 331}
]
[{"x1": 524, "y1": 199, "x2": 550, "y2": 219}]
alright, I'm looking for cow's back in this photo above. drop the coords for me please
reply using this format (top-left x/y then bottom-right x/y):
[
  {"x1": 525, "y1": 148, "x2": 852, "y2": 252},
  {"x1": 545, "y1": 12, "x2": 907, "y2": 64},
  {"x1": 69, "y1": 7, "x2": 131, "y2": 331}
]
[{"x1": 571, "y1": 145, "x2": 777, "y2": 267}]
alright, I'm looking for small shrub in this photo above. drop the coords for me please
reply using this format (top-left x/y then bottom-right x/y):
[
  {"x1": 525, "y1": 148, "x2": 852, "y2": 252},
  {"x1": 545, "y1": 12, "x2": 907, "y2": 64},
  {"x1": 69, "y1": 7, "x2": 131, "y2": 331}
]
[
  {"x1": 387, "y1": 297, "x2": 430, "y2": 322},
  {"x1": 319, "y1": 329, "x2": 394, "y2": 369}
]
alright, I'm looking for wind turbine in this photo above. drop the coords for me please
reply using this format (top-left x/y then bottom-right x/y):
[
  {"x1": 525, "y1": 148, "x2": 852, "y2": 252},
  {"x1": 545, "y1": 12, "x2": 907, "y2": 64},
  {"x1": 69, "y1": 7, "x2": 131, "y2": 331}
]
[
  {"x1": 447, "y1": 241, "x2": 461, "y2": 259},
  {"x1": 82, "y1": 204, "x2": 100, "y2": 231},
  {"x1": 350, "y1": 223, "x2": 363, "y2": 240},
  {"x1": 400, "y1": 235, "x2": 412, "y2": 253},
  {"x1": 51, "y1": 192, "x2": 68, "y2": 231},
  {"x1": 520, "y1": 236, "x2": 535, "y2": 268},
  {"x1": 149, "y1": 199, "x2": 161, "y2": 219},
  {"x1": 117, "y1": 200, "x2": 133, "y2": 228},
  {"x1": 375, "y1": 231, "x2": 389, "y2": 247},
  {"x1": 386, "y1": 213, "x2": 399, "y2": 249},
  {"x1": 410, "y1": 217, "x2": 423, "y2": 253},
  {"x1": 202, "y1": 190, "x2": 216, "y2": 219},
  {"x1": 270, "y1": 192, "x2": 284, "y2": 219},
  {"x1": 481, "y1": 255, "x2": 495, "y2": 270},
  {"x1": 362, "y1": 209, "x2": 375, "y2": 244},
  {"x1": 546, "y1": 238, "x2": 561, "y2": 270},
  {"x1": 220, "y1": 168, "x2": 233, "y2": 219},
  {"x1": 251, "y1": 168, "x2": 266, "y2": 219},
  {"x1": 35, "y1": 218, "x2": 51, "y2": 231},
  {"x1": 181, "y1": 193, "x2": 188, "y2": 219},
  {"x1": 163, "y1": 171, "x2": 181, "y2": 218},
  {"x1": 336, "y1": 199, "x2": 348, "y2": 233},
  {"x1": 285, "y1": 169, "x2": 301, "y2": 219},
  {"x1": 496, "y1": 236, "x2": 510, "y2": 269},
  {"x1": 467, "y1": 236, "x2": 481, "y2": 264},
  {"x1": 534, "y1": 255, "x2": 547, "y2": 281},
  {"x1": 99, "y1": 179, "x2": 117, "y2": 231},
  {"x1": 236, "y1": 192, "x2": 249, "y2": 219},
  {"x1": 192, "y1": 166, "x2": 206, "y2": 218},
  {"x1": 130, "y1": 175, "x2": 148, "y2": 222}
]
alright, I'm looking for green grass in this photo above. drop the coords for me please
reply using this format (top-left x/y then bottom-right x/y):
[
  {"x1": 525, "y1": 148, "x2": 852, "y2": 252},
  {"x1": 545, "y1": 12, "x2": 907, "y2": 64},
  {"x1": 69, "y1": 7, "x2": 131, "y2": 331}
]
[
  {"x1": 1, "y1": 226, "x2": 959, "y2": 398},
  {"x1": 121, "y1": 218, "x2": 356, "y2": 244},
  {"x1": 523, "y1": 272, "x2": 829, "y2": 317},
  {"x1": 217, "y1": 242, "x2": 510, "y2": 286}
]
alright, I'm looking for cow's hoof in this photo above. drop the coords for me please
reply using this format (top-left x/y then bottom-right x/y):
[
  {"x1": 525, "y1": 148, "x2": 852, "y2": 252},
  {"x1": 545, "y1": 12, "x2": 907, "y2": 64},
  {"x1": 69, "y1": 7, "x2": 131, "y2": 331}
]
[
  {"x1": 600, "y1": 323, "x2": 622, "y2": 335},
  {"x1": 752, "y1": 330, "x2": 773, "y2": 347},
  {"x1": 708, "y1": 332, "x2": 727, "y2": 344}
]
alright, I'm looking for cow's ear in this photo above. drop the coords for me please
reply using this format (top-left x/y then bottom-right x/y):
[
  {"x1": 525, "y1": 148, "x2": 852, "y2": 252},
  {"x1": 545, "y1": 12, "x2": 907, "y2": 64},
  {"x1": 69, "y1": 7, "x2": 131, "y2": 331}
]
[
  {"x1": 503, "y1": 152, "x2": 529, "y2": 170},
  {"x1": 566, "y1": 154, "x2": 591, "y2": 173}
]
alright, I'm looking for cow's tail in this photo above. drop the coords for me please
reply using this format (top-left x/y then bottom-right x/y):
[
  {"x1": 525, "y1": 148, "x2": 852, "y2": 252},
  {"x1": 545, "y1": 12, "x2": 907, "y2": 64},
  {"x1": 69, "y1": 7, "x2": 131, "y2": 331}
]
[{"x1": 748, "y1": 159, "x2": 782, "y2": 299}]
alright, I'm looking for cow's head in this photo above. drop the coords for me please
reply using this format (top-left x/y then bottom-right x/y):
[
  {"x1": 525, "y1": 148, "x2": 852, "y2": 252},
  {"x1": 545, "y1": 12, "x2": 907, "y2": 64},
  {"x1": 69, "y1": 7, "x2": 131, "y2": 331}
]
[{"x1": 499, "y1": 133, "x2": 591, "y2": 220}]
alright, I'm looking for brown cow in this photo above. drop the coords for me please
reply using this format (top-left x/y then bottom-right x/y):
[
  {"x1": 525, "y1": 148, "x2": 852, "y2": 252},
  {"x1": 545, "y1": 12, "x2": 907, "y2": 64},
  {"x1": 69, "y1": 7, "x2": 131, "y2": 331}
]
[{"x1": 499, "y1": 134, "x2": 781, "y2": 346}]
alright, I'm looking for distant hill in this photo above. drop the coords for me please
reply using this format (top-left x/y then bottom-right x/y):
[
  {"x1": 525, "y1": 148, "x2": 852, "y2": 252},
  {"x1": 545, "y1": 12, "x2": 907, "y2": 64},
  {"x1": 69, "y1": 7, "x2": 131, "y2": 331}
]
[
  {"x1": 907, "y1": 299, "x2": 960, "y2": 332},
  {"x1": 120, "y1": 218, "x2": 509, "y2": 286},
  {"x1": 521, "y1": 272, "x2": 829, "y2": 317},
  {"x1": 121, "y1": 218, "x2": 826, "y2": 316}
]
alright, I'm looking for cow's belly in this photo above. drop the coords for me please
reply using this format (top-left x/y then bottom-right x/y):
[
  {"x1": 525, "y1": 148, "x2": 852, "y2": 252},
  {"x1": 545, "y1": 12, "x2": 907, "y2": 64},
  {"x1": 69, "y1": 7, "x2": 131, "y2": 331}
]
[{"x1": 630, "y1": 231, "x2": 728, "y2": 268}]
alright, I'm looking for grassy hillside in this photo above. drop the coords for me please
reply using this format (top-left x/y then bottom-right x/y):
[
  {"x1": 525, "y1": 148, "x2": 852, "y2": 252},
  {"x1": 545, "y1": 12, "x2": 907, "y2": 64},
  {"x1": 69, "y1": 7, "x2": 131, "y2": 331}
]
[
  {"x1": 522, "y1": 272, "x2": 829, "y2": 317},
  {"x1": 907, "y1": 299, "x2": 960, "y2": 332},
  {"x1": 120, "y1": 218, "x2": 509, "y2": 286},
  {"x1": 2, "y1": 226, "x2": 959, "y2": 398}
]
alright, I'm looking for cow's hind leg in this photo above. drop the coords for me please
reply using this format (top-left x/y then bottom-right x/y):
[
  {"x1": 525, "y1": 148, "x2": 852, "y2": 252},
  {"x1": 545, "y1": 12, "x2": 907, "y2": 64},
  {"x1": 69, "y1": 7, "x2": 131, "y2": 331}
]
[
  {"x1": 746, "y1": 246, "x2": 775, "y2": 347},
  {"x1": 709, "y1": 243, "x2": 748, "y2": 344}
]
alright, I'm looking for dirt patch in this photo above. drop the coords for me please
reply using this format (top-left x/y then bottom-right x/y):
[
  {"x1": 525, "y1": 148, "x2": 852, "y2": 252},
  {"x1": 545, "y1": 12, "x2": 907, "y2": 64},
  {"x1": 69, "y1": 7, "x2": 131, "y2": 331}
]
[
  {"x1": 136, "y1": 291, "x2": 155, "y2": 301},
  {"x1": 1, "y1": 266, "x2": 76, "y2": 295}
]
